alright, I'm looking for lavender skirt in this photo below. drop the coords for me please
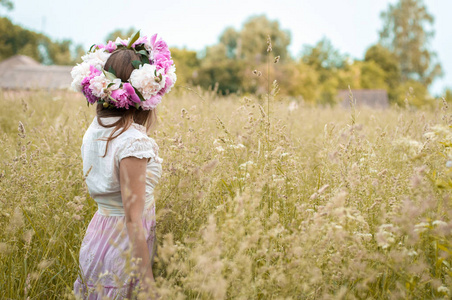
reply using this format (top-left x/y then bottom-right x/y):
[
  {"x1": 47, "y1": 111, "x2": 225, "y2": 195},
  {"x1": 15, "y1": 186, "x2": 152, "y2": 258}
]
[{"x1": 73, "y1": 205, "x2": 156, "y2": 299}]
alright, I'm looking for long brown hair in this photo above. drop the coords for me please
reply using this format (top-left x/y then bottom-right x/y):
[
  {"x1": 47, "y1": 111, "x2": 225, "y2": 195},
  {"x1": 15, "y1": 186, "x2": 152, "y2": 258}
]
[{"x1": 97, "y1": 49, "x2": 157, "y2": 157}]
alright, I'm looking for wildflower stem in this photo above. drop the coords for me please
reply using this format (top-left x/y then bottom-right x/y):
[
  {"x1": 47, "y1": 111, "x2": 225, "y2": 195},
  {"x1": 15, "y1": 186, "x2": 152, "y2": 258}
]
[{"x1": 267, "y1": 46, "x2": 270, "y2": 147}]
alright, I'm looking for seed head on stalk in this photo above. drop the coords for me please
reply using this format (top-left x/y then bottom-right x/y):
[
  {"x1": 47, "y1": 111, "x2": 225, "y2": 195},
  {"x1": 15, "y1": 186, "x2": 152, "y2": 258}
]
[{"x1": 266, "y1": 35, "x2": 272, "y2": 53}]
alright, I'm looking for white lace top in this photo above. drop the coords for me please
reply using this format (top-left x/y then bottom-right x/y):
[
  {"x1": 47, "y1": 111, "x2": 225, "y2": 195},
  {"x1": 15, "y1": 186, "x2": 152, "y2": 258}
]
[{"x1": 81, "y1": 116, "x2": 163, "y2": 216}]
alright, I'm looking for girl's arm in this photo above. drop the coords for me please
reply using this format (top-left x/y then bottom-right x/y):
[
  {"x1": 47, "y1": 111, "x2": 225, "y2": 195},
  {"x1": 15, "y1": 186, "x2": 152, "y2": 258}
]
[{"x1": 119, "y1": 157, "x2": 154, "y2": 283}]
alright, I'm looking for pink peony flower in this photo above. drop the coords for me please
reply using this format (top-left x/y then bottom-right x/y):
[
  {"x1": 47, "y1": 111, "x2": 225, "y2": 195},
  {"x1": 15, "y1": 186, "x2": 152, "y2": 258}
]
[
  {"x1": 123, "y1": 83, "x2": 141, "y2": 104},
  {"x1": 158, "y1": 76, "x2": 173, "y2": 96},
  {"x1": 141, "y1": 95, "x2": 162, "y2": 110},
  {"x1": 154, "y1": 54, "x2": 173, "y2": 72},
  {"x1": 82, "y1": 83, "x2": 98, "y2": 104},
  {"x1": 114, "y1": 37, "x2": 129, "y2": 46},
  {"x1": 80, "y1": 66, "x2": 101, "y2": 104},
  {"x1": 149, "y1": 34, "x2": 171, "y2": 59},
  {"x1": 111, "y1": 88, "x2": 131, "y2": 109},
  {"x1": 132, "y1": 36, "x2": 148, "y2": 48},
  {"x1": 104, "y1": 41, "x2": 117, "y2": 53},
  {"x1": 90, "y1": 65, "x2": 101, "y2": 77}
]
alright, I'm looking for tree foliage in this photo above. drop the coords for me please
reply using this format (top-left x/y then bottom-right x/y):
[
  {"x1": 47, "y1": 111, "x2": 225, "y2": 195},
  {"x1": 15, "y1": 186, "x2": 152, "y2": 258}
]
[
  {"x1": 379, "y1": 0, "x2": 442, "y2": 86},
  {"x1": 105, "y1": 28, "x2": 137, "y2": 43},
  {"x1": 0, "y1": 17, "x2": 83, "y2": 65},
  {"x1": 195, "y1": 15, "x2": 291, "y2": 94},
  {"x1": 218, "y1": 15, "x2": 291, "y2": 64},
  {"x1": 0, "y1": 5, "x2": 445, "y2": 107},
  {"x1": 0, "y1": 0, "x2": 13, "y2": 11},
  {"x1": 364, "y1": 44, "x2": 401, "y2": 101},
  {"x1": 170, "y1": 47, "x2": 200, "y2": 87},
  {"x1": 301, "y1": 38, "x2": 349, "y2": 104}
]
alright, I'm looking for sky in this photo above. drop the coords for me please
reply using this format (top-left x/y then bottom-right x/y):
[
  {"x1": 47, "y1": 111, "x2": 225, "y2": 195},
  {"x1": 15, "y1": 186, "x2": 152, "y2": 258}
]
[{"x1": 4, "y1": 0, "x2": 451, "y2": 96}]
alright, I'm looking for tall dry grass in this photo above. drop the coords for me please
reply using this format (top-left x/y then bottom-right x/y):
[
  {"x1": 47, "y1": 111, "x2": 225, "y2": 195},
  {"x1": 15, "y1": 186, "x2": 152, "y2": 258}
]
[{"x1": 0, "y1": 86, "x2": 451, "y2": 299}]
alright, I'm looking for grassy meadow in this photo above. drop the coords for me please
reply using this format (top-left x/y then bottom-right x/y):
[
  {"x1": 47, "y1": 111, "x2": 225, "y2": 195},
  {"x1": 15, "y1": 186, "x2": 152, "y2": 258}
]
[{"x1": 0, "y1": 87, "x2": 452, "y2": 299}]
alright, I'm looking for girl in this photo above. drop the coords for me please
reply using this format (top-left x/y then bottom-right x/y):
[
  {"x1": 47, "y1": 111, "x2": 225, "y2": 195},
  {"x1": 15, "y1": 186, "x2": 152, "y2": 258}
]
[{"x1": 71, "y1": 32, "x2": 176, "y2": 299}]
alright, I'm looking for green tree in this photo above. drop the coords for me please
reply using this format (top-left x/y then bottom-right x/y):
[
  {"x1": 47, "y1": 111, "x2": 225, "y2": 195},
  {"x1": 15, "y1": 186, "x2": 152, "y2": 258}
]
[
  {"x1": 43, "y1": 39, "x2": 74, "y2": 65},
  {"x1": 364, "y1": 44, "x2": 401, "y2": 102},
  {"x1": 302, "y1": 38, "x2": 346, "y2": 72},
  {"x1": 218, "y1": 15, "x2": 291, "y2": 64},
  {"x1": 393, "y1": 79, "x2": 429, "y2": 107},
  {"x1": 280, "y1": 62, "x2": 320, "y2": 103},
  {"x1": 105, "y1": 28, "x2": 137, "y2": 43},
  {"x1": 301, "y1": 38, "x2": 348, "y2": 104},
  {"x1": 0, "y1": 0, "x2": 13, "y2": 11},
  {"x1": 170, "y1": 47, "x2": 200, "y2": 86},
  {"x1": 444, "y1": 88, "x2": 452, "y2": 103},
  {"x1": 219, "y1": 27, "x2": 239, "y2": 59},
  {"x1": 359, "y1": 60, "x2": 388, "y2": 90},
  {"x1": 0, "y1": 17, "x2": 42, "y2": 61},
  {"x1": 0, "y1": 17, "x2": 83, "y2": 65},
  {"x1": 195, "y1": 44, "x2": 245, "y2": 94},
  {"x1": 379, "y1": 0, "x2": 442, "y2": 86}
]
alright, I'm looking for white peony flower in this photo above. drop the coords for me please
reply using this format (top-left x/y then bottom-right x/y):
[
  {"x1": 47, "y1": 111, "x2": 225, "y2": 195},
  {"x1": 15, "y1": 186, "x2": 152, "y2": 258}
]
[
  {"x1": 81, "y1": 49, "x2": 110, "y2": 70},
  {"x1": 70, "y1": 62, "x2": 91, "y2": 92},
  {"x1": 89, "y1": 74, "x2": 110, "y2": 98},
  {"x1": 108, "y1": 78, "x2": 122, "y2": 91},
  {"x1": 129, "y1": 64, "x2": 166, "y2": 99}
]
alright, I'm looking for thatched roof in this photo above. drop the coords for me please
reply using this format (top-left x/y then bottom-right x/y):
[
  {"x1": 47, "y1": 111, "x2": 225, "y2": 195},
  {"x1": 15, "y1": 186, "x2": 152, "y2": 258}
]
[
  {"x1": 337, "y1": 89, "x2": 389, "y2": 109},
  {"x1": 0, "y1": 55, "x2": 72, "y2": 90}
]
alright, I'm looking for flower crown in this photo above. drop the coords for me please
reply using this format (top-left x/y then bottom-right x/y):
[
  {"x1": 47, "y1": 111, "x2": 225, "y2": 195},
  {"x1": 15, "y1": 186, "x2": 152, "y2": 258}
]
[{"x1": 71, "y1": 31, "x2": 176, "y2": 110}]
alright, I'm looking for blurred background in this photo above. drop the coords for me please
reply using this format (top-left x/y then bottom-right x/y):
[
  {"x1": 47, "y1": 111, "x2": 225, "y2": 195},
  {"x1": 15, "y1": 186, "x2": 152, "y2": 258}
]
[{"x1": 0, "y1": 0, "x2": 450, "y2": 107}]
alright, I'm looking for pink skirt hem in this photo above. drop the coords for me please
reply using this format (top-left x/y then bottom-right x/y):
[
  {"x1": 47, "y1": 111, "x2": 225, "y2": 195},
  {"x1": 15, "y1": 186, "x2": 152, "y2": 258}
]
[{"x1": 74, "y1": 205, "x2": 156, "y2": 300}]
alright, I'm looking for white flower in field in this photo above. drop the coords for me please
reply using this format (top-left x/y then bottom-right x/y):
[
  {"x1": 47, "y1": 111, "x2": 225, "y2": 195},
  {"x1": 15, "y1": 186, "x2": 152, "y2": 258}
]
[
  {"x1": 414, "y1": 222, "x2": 430, "y2": 233},
  {"x1": 424, "y1": 125, "x2": 452, "y2": 142},
  {"x1": 213, "y1": 139, "x2": 224, "y2": 146},
  {"x1": 393, "y1": 138, "x2": 423, "y2": 156},
  {"x1": 376, "y1": 224, "x2": 396, "y2": 249},
  {"x1": 233, "y1": 173, "x2": 250, "y2": 182},
  {"x1": 239, "y1": 161, "x2": 255, "y2": 171},
  {"x1": 432, "y1": 220, "x2": 447, "y2": 227},
  {"x1": 407, "y1": 250, "x2": 418, "y2": 257},
  {"x1": 355, "y1": 233, "x2": 372, "y2": 241},
  {"x1": 438, "y1": 285, "x2": 450, "y2": 294},
  {"x1": 446, "y1": 161, "x2": 452, "y2": 168},
  {"x1": 229, "y1": 143, "x2": 245, "y2": 150},
  {"x1": 423, "y1": 131, "x2": 436, "y2": 140},
  {"x1": 280, "y1": 152, "x2": 289, "y2": 158},
  {"x1": 215, "y1": 146, "x2": 225, "y2": 153},
  {"x1": 288, "y1": 100, "x2": 299, "y2": 112}
]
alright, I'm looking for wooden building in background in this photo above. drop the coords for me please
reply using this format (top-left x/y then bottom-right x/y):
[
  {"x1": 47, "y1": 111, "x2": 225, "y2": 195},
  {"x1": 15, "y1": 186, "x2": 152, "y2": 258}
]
[
  {"x1": 0, "y1": 55, "x2": 72, "y2": 90},
  {"x1": 337, "y1": 89, "x2": 389, "y2": 109}
]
